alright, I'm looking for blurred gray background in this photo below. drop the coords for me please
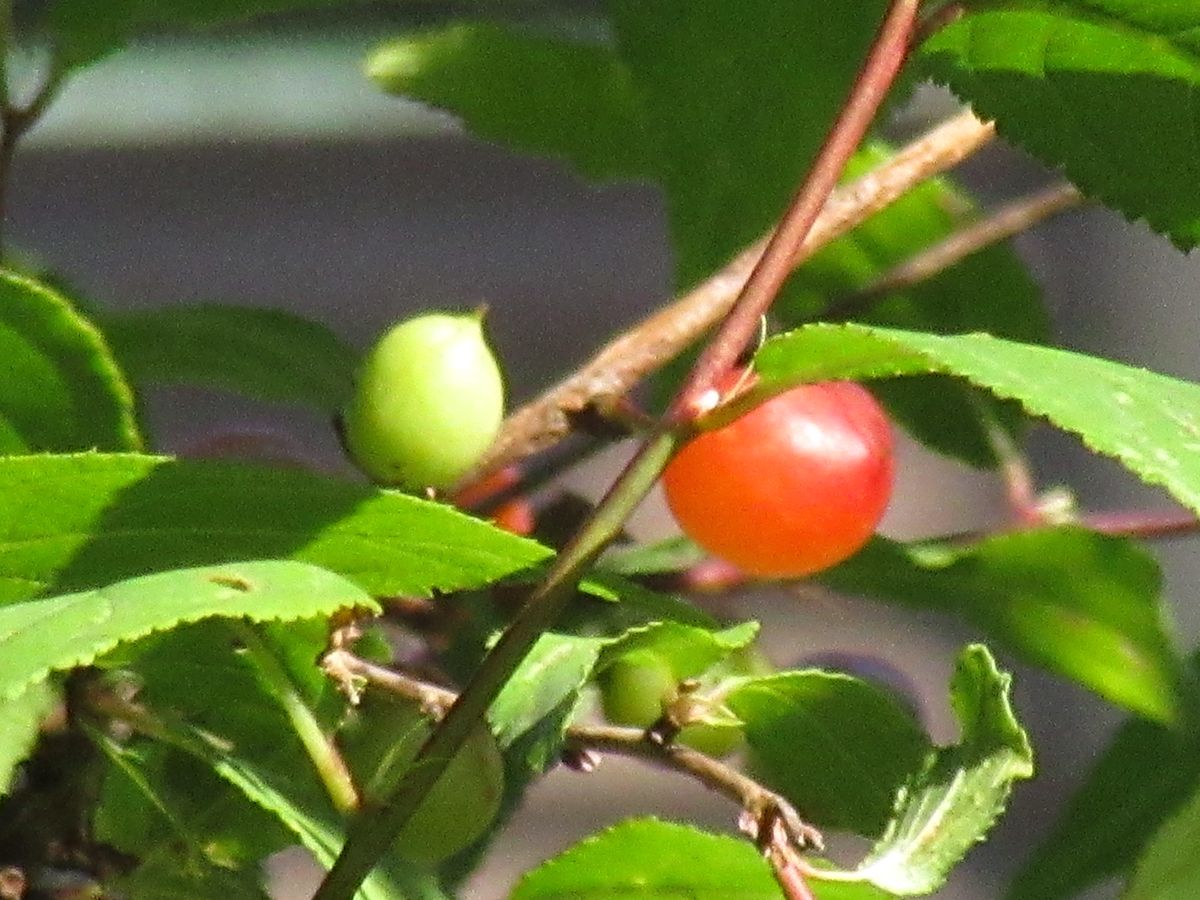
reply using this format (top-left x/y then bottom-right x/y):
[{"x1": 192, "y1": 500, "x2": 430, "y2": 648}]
[{"x1": 9, "y1": 9, "x2": 1200, "y2": 899}]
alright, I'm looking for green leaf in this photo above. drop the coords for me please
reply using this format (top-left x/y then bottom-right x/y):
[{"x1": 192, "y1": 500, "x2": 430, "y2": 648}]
[
  {"x1": 597, "y1": 620, "x2": 760, "y2": 680},
  {"x1": 919, "y1": 3, "x2": 1200, "y2": 248},
  {"x1": 0, "y1": 680, "x2": 59, "y2": 798},
  {"x1": 728, "y1": 669, "x2": 929, "y2": 837},
  {"x1": 754, "y1": 324, "x2": 1200, "y2": 518},
  {"x1": 489, "y1": 632, "x2": 605, "y2": 750},
  {"x1": 855, "y1": 645, "x2": 1033, "y2": 895},
  {"x1": 1007, "y1": 683, "x2": 1200, "y2": 899},
  {"x1": 512, "y1": 818, "x2": 784, "y2": 900},
  {"x1": 572, "y1": 568, "x2": 719, "y2": 630},
  {"x1": 1127, "y1": 784, "x2": 1200, "y2": 900},
  {"x1": 599, "y1": 535, "x2": 707, "y2": 577},
  {"x1": 821, "y1": 528, "x2": 1185, "y2": 723},
  {"x1": 0, "y1": 453, "x2": 550, "y2": 606},
  {"x1": 0, "y1": 271, "x2": 140, "y2": 453},
  {"x1": 611, "y1": 0, "x2": 890, "y2": 287},
  {"x1": 777, "y1": 143, "x2": 1048, "y2": 466},
  {"x1": 368, "y1": 22, "x2": 651, "y2": 181},
  {"x1": 100, "y1": 305, "x2": 356, "y2": 411},
  {"x1": 0, "y1": 560, "x2": 377, "y2": 704}
]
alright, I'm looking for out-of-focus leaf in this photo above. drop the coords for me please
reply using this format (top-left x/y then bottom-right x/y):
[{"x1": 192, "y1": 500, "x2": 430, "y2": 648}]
[
  {"x1": 822, "y1": 528, "x2": 1186, "y2": 723},
  {"x1": 368, "y1": 22, "x2": 651, "y2": 181},
  {"x1": 1126, "y1": 783, "x2": 1200, "y2": 900},
  {"x1": 101, "y1": 305, "x2": 356, "y2": 411},
  {"x1": 1007, "y1": 666, "x2": 1200, "y2": 899},
  {"x1": 0, "y1": 271, "x2": 140, "y2": 453},
  {"x1": 48, "y1": 0, "x2": 358, "y2": 69},
  {"x1": 610, "y1": 0, "x2": 890, "y2": 288}
]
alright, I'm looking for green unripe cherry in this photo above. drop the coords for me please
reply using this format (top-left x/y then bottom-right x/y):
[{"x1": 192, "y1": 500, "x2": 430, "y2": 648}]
[
  {"x1": 599, "y1": 651, "x2": 746, "y2": 758},
  {"x1": 599, "y1": 651, "x2": 677, "y2": 729},
  {"x1": 339, "y1": 693, "x2": 505, "y2": 864},
  {"x1": 342, "y1": 311, "x2": 504, "y2": 490}
]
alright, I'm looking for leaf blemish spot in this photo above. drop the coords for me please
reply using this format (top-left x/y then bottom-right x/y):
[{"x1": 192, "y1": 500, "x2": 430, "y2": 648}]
[{"x1": 208, "y1": 573, "x2": 254, "y2": 592}]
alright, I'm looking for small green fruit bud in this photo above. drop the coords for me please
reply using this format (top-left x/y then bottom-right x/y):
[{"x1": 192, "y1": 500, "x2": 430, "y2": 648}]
[{"x1": 342, "y1": 311, "x2": 504, "y2": 490}]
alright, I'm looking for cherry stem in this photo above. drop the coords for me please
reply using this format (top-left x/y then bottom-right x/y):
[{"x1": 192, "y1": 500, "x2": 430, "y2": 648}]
[
  {"x1": 768, "y1": 844, "x2": 820, "y2": 900},
  {"x1": 669, "y1": 0, "x2": 919, "y2": 425},
  {"x1": 314, "y1": 4, "x2": 921, "y2": 894},
  {"x1": 1082, "y1": 508, "x2": 1200, "y2": 540}
]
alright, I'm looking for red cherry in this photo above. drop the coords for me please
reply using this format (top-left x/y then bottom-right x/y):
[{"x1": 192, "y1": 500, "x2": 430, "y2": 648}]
[{"x1": 662, "y1": 378, "x2": 894, "y2": 578}]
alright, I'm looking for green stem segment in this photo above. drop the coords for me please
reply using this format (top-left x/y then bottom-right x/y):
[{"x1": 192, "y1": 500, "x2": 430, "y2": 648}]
[
  {"x1": 229, "y1": 621, "x2": 361, "y2": 816},
  {"x1": 316, "y1": 0, "x2": 920, "y2": 894}
]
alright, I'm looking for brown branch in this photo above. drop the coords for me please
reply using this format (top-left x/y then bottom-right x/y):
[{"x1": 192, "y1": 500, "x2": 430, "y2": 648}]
[
  {"x1": 320, "y1": 11, "x2": 950, "y2": 893},
  {"x1": 826, "y1": 180, "x2": 1084, "y2": 320},
  {"x1": 466, "y1": 110, "x2": 995, "y2": 483}
]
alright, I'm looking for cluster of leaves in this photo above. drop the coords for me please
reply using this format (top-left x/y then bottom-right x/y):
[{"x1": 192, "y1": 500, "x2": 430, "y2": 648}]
[{"x1": 1, "y1": 0, "x2": 1200, "y2": 898}]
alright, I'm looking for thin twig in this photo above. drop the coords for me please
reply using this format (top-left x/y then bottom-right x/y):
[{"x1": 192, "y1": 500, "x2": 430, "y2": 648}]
[
  {"x1": 322, "y1": 648, "x2": 456, "y2": 716},
  {"x1": 322, "y1": 651, "x2": 823, "y2": 853},
  {"x1": 648, "y1": 504, "x2": 1200, "y2": 595},
  {"x1": 0, "y1": 56, "x2": 67, "y2": 258},
  {"x1": 1082, "y1": 508, "x2": 1200, "y2": 540},
  {"x1": 569, "y1": 724, "x2": 823, "y2": 850},
  {"x1": 464, "y1": 109, "x2": 995, "y2": 484},
  {"x1": 825, "y1": 181, "x2": 1084, "y2": 321}
]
